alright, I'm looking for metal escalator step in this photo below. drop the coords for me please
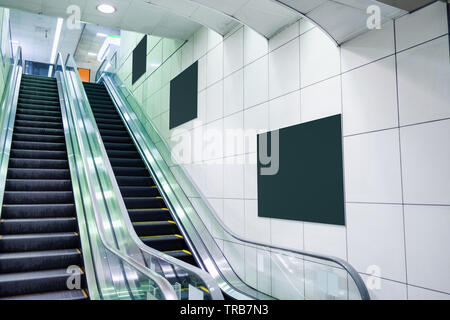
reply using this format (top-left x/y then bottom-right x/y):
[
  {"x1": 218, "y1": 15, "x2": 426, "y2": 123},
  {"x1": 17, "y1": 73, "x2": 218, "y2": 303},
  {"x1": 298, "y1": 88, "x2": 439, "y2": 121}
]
[
  {"x1": 15, "y1": 113, "x2": 62, "y2": 123},
  {"x1": 13, "y1": 126, "x2": 63, "y2": 136},
  {"x1": 8, "y1": 158, "x2": 69, "y2": 169},
  {"x1": 12, "y1": 140, "x2": 66, "y2": 151},
  {"x1": 5, "y1": 179, "x2": 72, "y2": 191},
  {"x1": 140, "y1": 234, "x2": 186, "y2": 251},
  {"x1": 16, "y1": 108, "x2": 61, "y2": 118},
  {"x1": 17, "y1": 103, "x2": 60, "y2": 112},
  {"x1": 132, "y1": 221, "x2": 178, "y2": 236},
  {"x1": 0, "y1": 249, "x2": 81, "y2": 273},
  {"x1": 94, "y1": 117, "x2": 123, "y2": 125},
  {"x1": 165, "y1": 250, "x2": 196, "y2": 265},
  {"x1": 116, "y1": 176, "x2": 153, "y2": 187},
  {"x1": 106, "y1": 149, "x2": 141, "y2": 159},
  {"x1": 119, "y1": 186, "x2": 159, "y2": 197},
  {"x1": 123, "y1": 197, "x2": 165, "y2": 209},
  {"x1": 104, "y1": 142, "x2": 137, "y2": 151},
  {"x1": 109, "y1": 157, "x2": 144, "y2": 167},
  {"x1": 12, "y1": 133, "x2": 65, "y2": 143},
  {"x1": 0, "y1": 217, "x2": 77, "y2": 234},
  {"x1": 112, "y1": 166, "x2": 149, "y2": 176},
  {"x1": 0, "y1": 268, "x2": 85, "y2": 297},
  {"x1": 3, "y1": 191, "x2": 73, "y2": 205},
  {"x1": 10, "y1": 149, "x2": 67, "y2": 160},
  {"x1": 1, "y1": 204, "x2": 75, "y2": 219},
  {"x1": 128, "y1": 208, "x2": 171, "y2": 222},
  {"x1": 7, "y1": 168, "x2": 70, "y2": 180},
  {"x1": 0, "y1": 289, "x2": 88, "y2": 300},
  {"x1": 14, "y1": 119, "x2": 62, "y2": 129},
  {"x1": 0, "y1": 232, "x2": 80, "y2": 252}
]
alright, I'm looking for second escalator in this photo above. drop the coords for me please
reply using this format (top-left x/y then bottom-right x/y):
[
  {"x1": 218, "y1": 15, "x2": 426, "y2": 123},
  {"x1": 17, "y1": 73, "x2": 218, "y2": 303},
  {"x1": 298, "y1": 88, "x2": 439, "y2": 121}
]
[{"x1": 82, "y1": 82, "x2": 197, "y2": 266}]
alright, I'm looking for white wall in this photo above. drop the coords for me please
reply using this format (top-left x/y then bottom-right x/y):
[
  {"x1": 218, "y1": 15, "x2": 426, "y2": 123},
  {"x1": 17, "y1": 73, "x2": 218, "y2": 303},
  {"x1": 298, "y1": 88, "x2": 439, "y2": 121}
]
[{"x1": 117, "y1": 1, "x2": 450, "y2": 300}]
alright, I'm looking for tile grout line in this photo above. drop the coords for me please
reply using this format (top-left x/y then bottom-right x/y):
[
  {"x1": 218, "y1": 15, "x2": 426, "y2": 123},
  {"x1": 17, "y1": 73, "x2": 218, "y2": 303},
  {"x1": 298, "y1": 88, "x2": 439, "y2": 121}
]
[{"x1": 393, "y1": 19, "x2": 409, "y2": 300}]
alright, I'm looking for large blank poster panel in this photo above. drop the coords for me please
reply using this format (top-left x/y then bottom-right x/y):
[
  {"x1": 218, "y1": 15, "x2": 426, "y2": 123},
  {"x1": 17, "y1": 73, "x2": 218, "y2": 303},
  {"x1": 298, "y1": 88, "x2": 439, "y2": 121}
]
[
  {"x1": 257, "y1": 114, "x2": 345, "y2": 226},
  {"x1": 169, "y1": 61, "x2": 198, "y2": 129},
  {"x1": 132, "y1": 36, "x2": 146, "y2": 84}
]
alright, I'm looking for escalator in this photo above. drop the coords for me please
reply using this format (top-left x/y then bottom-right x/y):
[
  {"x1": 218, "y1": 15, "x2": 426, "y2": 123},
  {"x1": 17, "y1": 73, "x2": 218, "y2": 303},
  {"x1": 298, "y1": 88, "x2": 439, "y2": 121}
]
[
  {"x1": 0, "y1": 74, "x2": 88, "y2": 300},
  {"x1": 82, "y1": 82, "x2": 197, "y2": 267}
]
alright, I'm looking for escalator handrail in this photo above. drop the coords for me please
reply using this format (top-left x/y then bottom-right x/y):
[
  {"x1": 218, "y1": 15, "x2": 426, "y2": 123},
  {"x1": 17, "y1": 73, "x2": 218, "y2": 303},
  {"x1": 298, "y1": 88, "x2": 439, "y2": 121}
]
[
  {"x1": 99, "y1": 69, "x2": 371, "y2": 301},
  {"x1": 0, "y1": 46, "x2": 22, "y2": 216},
  {"x1": 57, "y1": 53, "x2": 178, "y2": 300}
]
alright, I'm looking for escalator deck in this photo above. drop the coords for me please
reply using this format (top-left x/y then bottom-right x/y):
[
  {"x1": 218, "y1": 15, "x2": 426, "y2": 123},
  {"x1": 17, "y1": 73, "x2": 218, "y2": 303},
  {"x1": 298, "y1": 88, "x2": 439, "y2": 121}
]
[
  {"x1": 83, "y1": 82, "x2": 197, "y2": 266},
  {"x1": 0, "y1": 74, "x2": 88, "y2": 300}
]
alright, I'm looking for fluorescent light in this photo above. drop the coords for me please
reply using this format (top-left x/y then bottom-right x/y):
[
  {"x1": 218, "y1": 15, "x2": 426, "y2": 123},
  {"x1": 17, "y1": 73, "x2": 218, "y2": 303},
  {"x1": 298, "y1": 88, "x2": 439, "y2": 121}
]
[
  {"x1": 48, "y1": 17, "x2": 64, "y2": 77},
  {"x1": 88, "y1": 52, "x2": 97, "y2": 56},
  {"x1": 104, "y1": 62, "x2": 111, "y2": 71},
  {"x1": 96, "y1": 32, "x2": 108, "y2": 37},
  {"x1": 97, "y1": 4, "x2": 116, "y2": 14}
]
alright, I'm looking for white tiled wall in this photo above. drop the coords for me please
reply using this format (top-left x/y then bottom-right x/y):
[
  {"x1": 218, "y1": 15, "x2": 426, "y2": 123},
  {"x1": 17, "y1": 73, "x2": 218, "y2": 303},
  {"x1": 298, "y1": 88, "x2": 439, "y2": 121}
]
[{"x1": 116, "y1": 1, "x2": 449, "y2": 300}]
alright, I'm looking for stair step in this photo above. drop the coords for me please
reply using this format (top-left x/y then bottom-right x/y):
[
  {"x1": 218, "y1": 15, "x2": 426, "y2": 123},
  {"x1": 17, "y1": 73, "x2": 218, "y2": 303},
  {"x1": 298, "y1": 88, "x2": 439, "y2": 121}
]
[
  {"x1": 12, "y1": 141, "x2": 66, "y2": 151},
  {"x1": 0, "y1": 268, "x2": 85, "y2": 297},
  {"x1": 14, "y1": 119, "x2": 62, "y2": 129},
  {"x1": 0, "y1": 289, "x2": 87, "y2": 300},
  {"x1": 132, "y1": 221, "x2": 178, "y2": 236},
  {"x1": 13, "y1": 126, "x2": 63, "y2": 136},
  {"x1": 119, "y1": 186, "x2": 159, "y2": 197},
  {"x1": 116, "y1": 176, "x2": 154, "y2": 187},
  {"x1": 10, "y1": 149, "x2": 66, "y2": 160},
  {"x1": 3, "y1": 191, "x2": 73, "y2": 205},
  {"x1": 15, "y1": 113, "x2": 62, "y2": 123},
  {"x1": 0, "y1": 218, "x2": 77, "y2": 235},
  {"x1": 140, "y1": 235, "x2": 186, "y2": 252},
  {"x1": 13, "y1": 133, "x2": 65, "y2": 143},
  {"x1": 109, "y1": 157, "x2": 145, "y2": 167},
  {"x1": 128, "y1": 208, "x2": 172, "y2": 222},
  {"x1": 8, "y1": 158, "x2": 68, "y2": 169},
  {"x1": 106, "y1": 149, "x2": 141, "y2": 159},
  {"x1": 123, "y1": 197, "x2": 165, "y2": 209},
  {"x1": 112, "y1": 166, "x2": 148, "y2": 177},
  {"x1": 7, "y1": 168, "x2": 70, "y2": 180},
  {"x1": 17, "y1": 103, "x2": 60, "y2": 112},
  {"x1": 0, "y1": 232, "x2": 79, "y2": 252},
  {"x1": 17, "y1": 108, "x2": 61, "y2": 118},
  {"x1": 165, "y1": 250, "x2": 196, "y2": 265},
  {"x1": 2, "y1": 204, "x2": 76, "y2": 219},
  {"x1": 5, "y1": 179, "x2": 72, "y2": 191}
]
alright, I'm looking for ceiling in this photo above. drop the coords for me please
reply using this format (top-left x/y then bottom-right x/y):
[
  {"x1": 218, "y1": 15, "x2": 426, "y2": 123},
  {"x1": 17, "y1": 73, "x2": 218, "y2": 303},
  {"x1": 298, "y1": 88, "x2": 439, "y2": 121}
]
[{"x1": 2, "y1": 0, "x2": 419, "y2": 46}]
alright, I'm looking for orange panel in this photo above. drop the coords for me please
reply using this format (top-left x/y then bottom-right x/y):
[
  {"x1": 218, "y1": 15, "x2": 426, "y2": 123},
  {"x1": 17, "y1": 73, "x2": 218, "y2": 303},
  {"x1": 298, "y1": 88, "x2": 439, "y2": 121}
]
[{"x1": 78, "y1": 68, "x2": 90, "y2": 83}]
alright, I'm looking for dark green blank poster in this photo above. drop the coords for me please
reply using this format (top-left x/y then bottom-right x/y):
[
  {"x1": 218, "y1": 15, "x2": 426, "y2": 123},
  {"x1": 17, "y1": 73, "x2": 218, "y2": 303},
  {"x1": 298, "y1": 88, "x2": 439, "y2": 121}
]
[
  {"x1": 169, "y1": 61, "x2": 198, "y2": 129},
  {"x1": 257, "y1": 114, "x2": 345, "y2": 225}
]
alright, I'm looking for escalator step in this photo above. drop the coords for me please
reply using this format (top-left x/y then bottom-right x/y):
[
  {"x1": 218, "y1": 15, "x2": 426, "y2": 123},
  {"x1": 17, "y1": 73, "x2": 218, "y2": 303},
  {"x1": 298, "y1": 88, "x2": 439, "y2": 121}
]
[
  {"x1": 0, "y1": 249, "x2": 81, "y2": 273},
  {"x1": 8, "y1": 158, "x2": 68, "y2": 169},
  {"x1": 12, "y1": 141, "x2": 66, "y2": 151},
  {"x1": 5, "y1": 179, "x2": 72, "y2": 191},
  {"x1": 128, "y1": 208, "x2": 172, "y2": 222},
  {"x1": 104, "y1": 142, "x2": 137, "y2": 151},
  {"x1": 14, "y1": 119, "x2": 62, "y2": 129},
  {"x1": 98, "y1": 129, "x2": 129, "y2": 137},
  {"x1": 140, "y1": 235, "x2": 186, "y2": 251},
  {"x1": 0, "y1": 268, "x2": 85, "y2": 297},
  {"x1": 13, "y1": 133, "x2": 65, "y2": 143},
  {"x1": 17, "y1": 108, "x2": 61, "y2": 118},
  {"x1": 119, "y1": 186, "x2": 159, "y2": 197},
  {"x1": 7, "y1": 168, "x2": 70, "y2": 180},
  {"x1": 123, "y1": 197, "x2": 165, "y2": 209},
  {"x1": 0, "y1": 217, "x2": 77, "y2": 234},
  {"x1": 97, "y1": 122, "x2": 128, "y2": 131},
  {"x1": 112, "y1": 166, "x2": 149, "y2": 176},
  {"x1": 0, "y1": 232, "x2": 80, "y2": 252},
  {"x1": 17, "y1": 103, "x2": 60, "y2": 112},
  {"x1": 3, "y1": 191, "x2": 74, "y2": 204},
  {"x1": 15, "y1": 114, "x2": 62, "y2": 123},
  {"x1": 94, "y1": 117, "x2": 124, "y2": 125},
  {"x1": 109, "y1": 157, "x2": 144, "y2": 167},
  {"x1": 13, "y1": 126, "x2": 63, "y2": 136},
  {"x1": 10, "y1": 149, "x2": 67, "y2": 160},
  {"x1": 0, "y1": 289, "x2": 88, "y2": 300},
  {"x1": 101, "y1": 135, "x2": 132, "y2": 144},
  {"x1": 165, "y1": 250, "x2": 196, "y2": 265},
  {"x1": 132, "y1": 221, "x2": 178, "y2": 236},
  {"x1": 106, "y1": 150, "x2": 141, "y2": 159},
  {"x1": 1, "y1": 204, "x2": 76, "y2": 219},
  {"x1": 116, "y1": 176, "x2": 154, "y2": 187}
]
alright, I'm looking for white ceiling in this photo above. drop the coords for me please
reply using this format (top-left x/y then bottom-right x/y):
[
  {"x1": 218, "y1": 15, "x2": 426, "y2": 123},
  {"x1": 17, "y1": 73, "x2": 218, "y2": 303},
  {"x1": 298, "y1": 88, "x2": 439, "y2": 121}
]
[
  {"x1": 10, "y1": 9, "x2": 81, "y2": 64},
  {"x1": 273, "y1": 0, "x2": 407, "y2": 44},
  {"x1": 3, "y1": 0, "x2": 410, "y2": 46}
]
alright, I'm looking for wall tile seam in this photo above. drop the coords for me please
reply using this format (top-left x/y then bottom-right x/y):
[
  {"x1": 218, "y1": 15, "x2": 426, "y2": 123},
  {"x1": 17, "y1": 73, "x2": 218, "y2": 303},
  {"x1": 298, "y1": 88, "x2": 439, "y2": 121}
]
[{"x1": 395, "y1": 33, "x2": 449, "y2": 55}]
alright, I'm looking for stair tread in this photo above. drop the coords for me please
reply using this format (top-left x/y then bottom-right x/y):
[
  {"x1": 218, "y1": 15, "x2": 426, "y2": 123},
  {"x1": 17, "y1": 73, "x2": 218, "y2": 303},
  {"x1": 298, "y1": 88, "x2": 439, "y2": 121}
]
[
  {"x1": 0, "y1": 248, "x2": 80, "y2": 260},
  {"x1": 0, "y1": 268, "x2": 79, "y2": 282}
]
